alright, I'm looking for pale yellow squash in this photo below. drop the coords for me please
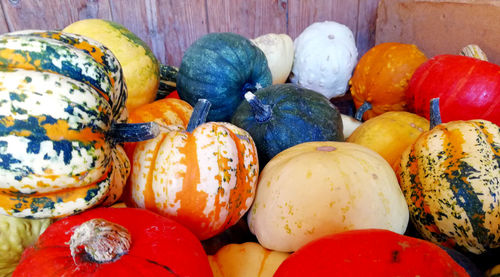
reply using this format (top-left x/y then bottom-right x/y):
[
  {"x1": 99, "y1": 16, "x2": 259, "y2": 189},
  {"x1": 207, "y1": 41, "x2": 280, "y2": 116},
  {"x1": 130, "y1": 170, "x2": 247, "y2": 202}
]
[
  {"x1": 248, "y1": 141, "x2": 409, "y2": 252},
  {"x1": 209, "y1": 242, "x2": 290, "y2": 277}
]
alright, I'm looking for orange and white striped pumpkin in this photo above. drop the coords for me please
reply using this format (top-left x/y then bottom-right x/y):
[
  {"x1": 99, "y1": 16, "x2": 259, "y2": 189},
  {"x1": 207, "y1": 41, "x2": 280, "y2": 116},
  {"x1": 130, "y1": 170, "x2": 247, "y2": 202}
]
[{"x1": 128, "y1": 119, "x2": 259, "y2": 240}]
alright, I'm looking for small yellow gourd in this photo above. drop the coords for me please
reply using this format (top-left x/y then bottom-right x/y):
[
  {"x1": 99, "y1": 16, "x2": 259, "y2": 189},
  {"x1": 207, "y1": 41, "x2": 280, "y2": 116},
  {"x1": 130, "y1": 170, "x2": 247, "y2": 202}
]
[{"x1": 208, "y1": 242, "x2": 290, "y2": 277}]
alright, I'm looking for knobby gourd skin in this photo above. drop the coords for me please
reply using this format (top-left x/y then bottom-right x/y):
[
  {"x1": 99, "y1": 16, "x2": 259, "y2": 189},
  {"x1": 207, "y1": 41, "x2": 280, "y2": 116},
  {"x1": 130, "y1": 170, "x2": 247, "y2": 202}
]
[
  {"x1": 0, "y1": 30, "x2": 130, "y2": 218},
  {"x1": 349, "y1": 42, "x2": 427, "y2": 121},
  {"x1": 129, "y1": 121, "x2": 259, "y2": 240},
  {"x1": 177, "y1": 32, "x2": 272, "y2": 122},
  {"x1": 398, "y1": 119, "x2": 500, "y2": 254}
]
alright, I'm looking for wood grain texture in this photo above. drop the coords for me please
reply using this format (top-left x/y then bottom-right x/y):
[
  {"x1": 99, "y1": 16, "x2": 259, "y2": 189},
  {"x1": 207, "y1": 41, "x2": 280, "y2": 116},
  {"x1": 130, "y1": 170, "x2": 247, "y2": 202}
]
[
  {"x1": 0, "y1": 0, "x2": 383, "y2": 67},
  {"x1": 357, "y1": 0, "x2": 379, "y2": 57},
  {"x1": 0, "y1": 3, "x2": 8, "y2": 34},
  {"x1": 0, "y1": 0, "x2": 111, "y2": 30},
  {"x1": 206, "y1": 0, "x2": 287, "y2": 38},
  {"x1": 287, "y1": 0, "x2": 359, "y2": 39},
  {"x1": 376, "y1": 0, "x2": 500, "y2": 65}
]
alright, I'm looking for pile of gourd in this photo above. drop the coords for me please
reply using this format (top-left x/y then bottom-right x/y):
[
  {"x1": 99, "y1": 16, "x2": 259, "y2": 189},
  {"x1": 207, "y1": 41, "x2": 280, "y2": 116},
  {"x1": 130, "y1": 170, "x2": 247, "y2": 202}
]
[{"x1": 0, "y1": 18, "x2": 499, "y2": 277}]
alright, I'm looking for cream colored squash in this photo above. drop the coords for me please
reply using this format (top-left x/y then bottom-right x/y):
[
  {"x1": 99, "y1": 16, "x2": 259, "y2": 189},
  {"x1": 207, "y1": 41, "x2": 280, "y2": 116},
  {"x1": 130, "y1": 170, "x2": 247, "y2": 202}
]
[
  {"x1": 291, "y1": 21, "x2": 358, "y2": 99},
  {"x1": 247, "y1": 141, "x2": 409, "y2": 252},
  {"x1": 0, "y1": 215, "x2": 51, "y2": 276},
  {"x1": 251, "y1": 33, "x2": 294, "y2": 84},
  {"x1": 208, "y1": 242, "x2": 290, "y2": 277},
  {"x1": 340, "y1": 114, "x2": 362, "y2": 138}
]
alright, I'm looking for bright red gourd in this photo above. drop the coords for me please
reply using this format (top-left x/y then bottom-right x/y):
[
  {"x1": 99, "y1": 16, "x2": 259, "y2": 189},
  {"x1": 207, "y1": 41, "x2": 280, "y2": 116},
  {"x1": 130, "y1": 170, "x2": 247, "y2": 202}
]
[
  {"x1": 274, "y1": 229, "x2": 469, "y2": 277},
  {"x1": 13, "y1": 207, "x2": 213, "y2": 277},
  {"x1": 407, "y1": 54, "x2": 500, "y2": 125}
]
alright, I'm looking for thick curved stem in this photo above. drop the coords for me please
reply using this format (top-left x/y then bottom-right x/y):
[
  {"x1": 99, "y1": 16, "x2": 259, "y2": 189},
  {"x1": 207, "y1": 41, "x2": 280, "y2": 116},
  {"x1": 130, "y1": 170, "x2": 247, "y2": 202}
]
[
  {"x1": 69, "y1": 218, "x2": 131, "y2": 264},
  {"x1": 109, "y1": 122, "x2": 159, "y2": 143},
  {"x1": 354, "y1": 101, "x2": 372, "y2": 121},
  {"x1": 186, "y1": 99, "x2": 211, "y2": 132},
  {"x1": 244, "y1": 91, "x2": 272, "y2": 123},
  {"x1": 429, "y1": 98, "x2": 442, "y2": 129}
]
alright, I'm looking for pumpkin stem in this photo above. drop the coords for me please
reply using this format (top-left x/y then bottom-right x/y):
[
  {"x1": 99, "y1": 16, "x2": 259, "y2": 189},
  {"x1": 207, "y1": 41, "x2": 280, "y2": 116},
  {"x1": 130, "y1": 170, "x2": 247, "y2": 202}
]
[
  {"x1": 354, "y1": 101, "x2": 372, "y2": 121},
  {"x1": 186, "y1": 99, "x2": 211, "y2": 132},
  {"x1": 108, "y1": 122, "x2": 160, "y2": 143},
  {"x1": 244, "y1": 91, "x2": 272, "y2": 123},
  {"x1": 429, "y1": 98, "x2": 442, "y2": 129},
  {"x1": 156, "y1": 64, "x2": 179, "y2": 100},
  {"x1": 69, "y1": 218, "x2": 131, "y2": 264}
]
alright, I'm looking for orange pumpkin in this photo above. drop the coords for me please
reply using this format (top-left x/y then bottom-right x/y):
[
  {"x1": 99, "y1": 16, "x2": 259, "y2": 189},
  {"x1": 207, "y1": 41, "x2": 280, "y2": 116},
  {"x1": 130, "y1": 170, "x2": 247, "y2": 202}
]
[
  {"x1": 350, "y1": 42, "x2": 427, "y2": 121},
  {"x1": 126, "y1": 100, "x2": 259, "y2": 240}
]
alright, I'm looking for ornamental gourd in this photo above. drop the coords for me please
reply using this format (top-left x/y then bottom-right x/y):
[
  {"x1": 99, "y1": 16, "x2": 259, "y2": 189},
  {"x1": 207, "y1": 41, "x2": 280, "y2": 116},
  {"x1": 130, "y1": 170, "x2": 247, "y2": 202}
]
[
  {"x1": 13, "y1": 207, "x2": 213, "y2": 276},
  {"x1": 406, "y1": 54, "x2": 500, "y2": 125},
  {"x1": 398, "y1": 98, "x2": 500, "y2": 254},
  {"x1": 274, "y1": 229, "x2": 469, "y2": 277},
  {"x1": 209, "y1": 242, "x2": 290, "y2": 277},
  {"x1": 63, "y1": 19, "x2": 161, "y2": 111},
  {"x1": 127, "y1": 100, "x2": 259, "y2": 240},
  {"x1": 248, "y1": 141, "x2": 409, "y2": 252},
  {"x1": 350, "y1": 42, "x2": 427, "y2": 121},
  {"x1": 177, "y1": 32, "x2": 272, "y2": 121},
  {"x1": 231, "y1": 84, "x2": 344, "y2": 165},
  {"x1": 347, "y1": 111, "x2": 429, "y2": 170},
  {"x1": 0, "y1": 30, "x2": 158, "y2": 218},
  {"x1": 291, "y1": 21, "x2": 358, "y2": 99},
  {"x1": 251, "y1": 33, "x2": 294, "y2": 84}
]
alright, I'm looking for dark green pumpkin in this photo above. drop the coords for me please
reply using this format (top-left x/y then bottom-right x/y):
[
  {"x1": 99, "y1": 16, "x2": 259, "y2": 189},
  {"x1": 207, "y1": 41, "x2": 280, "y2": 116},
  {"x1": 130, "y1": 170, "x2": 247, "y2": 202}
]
[
  {"x1": 177, "y1": 32, "x2": 272, "y2": 121},
  {"x1": 231, "y1": 84, "x2": 344, "y2": 165}
]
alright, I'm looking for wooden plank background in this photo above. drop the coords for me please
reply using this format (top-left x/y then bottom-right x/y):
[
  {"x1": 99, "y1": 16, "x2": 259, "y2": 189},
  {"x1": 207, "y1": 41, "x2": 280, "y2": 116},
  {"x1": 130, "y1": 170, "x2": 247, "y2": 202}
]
[{"x1": 0, "y1": 0, "x2": 380, "y2": 66}]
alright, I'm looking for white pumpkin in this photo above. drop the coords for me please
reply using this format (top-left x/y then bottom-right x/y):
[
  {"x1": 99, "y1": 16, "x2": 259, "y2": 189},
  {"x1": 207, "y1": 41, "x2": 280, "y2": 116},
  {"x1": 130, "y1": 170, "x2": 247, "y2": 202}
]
[
  {"x1": 251, "y1": 33, "x2": 294, "y2": 84},
  {"x1": 247, "y1": 141, "x2": 409, "y2": 252},
  {"x1": 291, "y1": 21, "x2": 358, "y2": 99},
  {"x1": 0, "y1": 215, "x2": 51, "y2": 276}
]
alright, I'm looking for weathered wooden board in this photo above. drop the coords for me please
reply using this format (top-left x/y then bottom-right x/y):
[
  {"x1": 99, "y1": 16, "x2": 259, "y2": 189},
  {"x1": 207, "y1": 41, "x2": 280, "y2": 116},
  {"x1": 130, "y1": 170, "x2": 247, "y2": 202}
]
[
  {"x1": 376, "y1": 0, "x2": 500, "y2": 65},
  {"x1": 0, "y1": 0, "x2": 381, "y2": 66}
]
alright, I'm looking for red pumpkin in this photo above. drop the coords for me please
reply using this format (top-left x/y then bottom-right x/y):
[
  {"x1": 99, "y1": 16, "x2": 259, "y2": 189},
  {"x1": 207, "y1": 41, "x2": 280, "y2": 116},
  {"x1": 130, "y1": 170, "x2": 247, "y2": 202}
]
[
  {"x1": 274, "y1": 229, "x2": 468, "y2": 277},
  {"x1": 13, "y1": 207, "x2": 212, "y2": 277},
  {"x1": 407, "y1": 54, "x2": 500, "y2": 125}
]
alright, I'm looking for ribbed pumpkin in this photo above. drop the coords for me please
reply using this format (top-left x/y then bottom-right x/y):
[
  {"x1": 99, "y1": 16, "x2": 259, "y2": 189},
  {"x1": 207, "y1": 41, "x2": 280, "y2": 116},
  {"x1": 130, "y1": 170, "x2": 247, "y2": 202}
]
[
  {"x1": 248, "y1": 141, "x2": 409, "y2": 252},
  {"x1": 0, "y1": 30, "x2": 157, "y2": 218},
  {"x1": 63, "y1": 19, "x2": 160, "y2": 111},
  {"x1": 177, "y1": 32, "x2": 272, "y2": 121},
  {"x1": 13, "y1": 207, "x2": 213, "y2": 277},
  {"x1": 127, "y1": 100, "x2": 259, "y2": 240},
  {"x1": 407, "y1": 54, "x2": 500, "y2": 125},
  {"x1": 398, "y1": 99, "x2": 500, "y2": 254},
  {"x1": 231, "y1": 84, "x2": 344, "y2": 165},
  {"x1": 274, "y1": 229, "x2": 469, "y2": 277},
  {"x1": 350, "y1": 42, "x2": 427, "y2": 121},
  {"x1": 209, "y1": 242, "x2": 290, "y2": 277},
  {"x1": 347, "y1": 111, "x2": 429, "y2": 169}
]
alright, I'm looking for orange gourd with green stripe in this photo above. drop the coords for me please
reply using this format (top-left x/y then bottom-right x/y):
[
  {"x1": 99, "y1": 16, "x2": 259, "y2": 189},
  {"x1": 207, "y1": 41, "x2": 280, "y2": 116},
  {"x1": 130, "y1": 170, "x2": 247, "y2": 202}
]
[
  {"x1": 0, "y1": 30, "x2": 158, "y2": 218},
  {"x1": 127, "y1": 100, "x2": 259, "y2": 240},
  {"x1": 397, "y1": 98, "x2": 500, "y2": 254}
]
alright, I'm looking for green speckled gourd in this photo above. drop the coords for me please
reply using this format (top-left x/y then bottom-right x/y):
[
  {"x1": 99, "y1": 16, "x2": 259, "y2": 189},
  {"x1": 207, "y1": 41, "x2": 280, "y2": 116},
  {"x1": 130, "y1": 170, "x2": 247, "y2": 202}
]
[
  {"x1": 0, "y1": 30, "x2": 158, "y2": 218},
  {"x1": 177, "y1": 32, "x2": 272, "y2": 121},
  {"x1": 397, "y1": 99, "x2": 500, "y2": 255},
  {"x1": 231, "y1": 84, "x2": 344, "y2": 164}
]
